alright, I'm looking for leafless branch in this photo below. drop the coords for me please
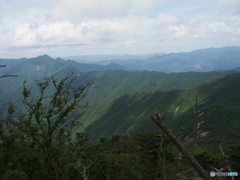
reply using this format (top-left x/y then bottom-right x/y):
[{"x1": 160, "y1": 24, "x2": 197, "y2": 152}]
[
  {"x1": 219, "y1": 145, "x2": 235, "y2": 180},
  {"x1": 150, "y1": 113, "x2": 211, "y2": 180},
  {"x1": 0, "y1": 74, "x2": 18, "y2": 78}
]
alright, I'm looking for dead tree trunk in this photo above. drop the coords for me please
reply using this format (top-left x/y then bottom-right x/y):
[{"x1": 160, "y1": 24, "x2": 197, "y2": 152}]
[{"x1": 150, "y1": 113, "x2": 211, "y2": 180}]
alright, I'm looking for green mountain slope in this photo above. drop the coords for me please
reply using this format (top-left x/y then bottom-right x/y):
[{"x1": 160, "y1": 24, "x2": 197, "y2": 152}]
[
  {"x1": 0, "y1": 54, "x2": 128, "y2": 94},
  {"x1": 1, "y1": 62, "x2": 239, "y2": 153},
  {"x1": 2, "y1": 68, "x2": 235, "y2": 110},
  {"x1": 67, "y1": 70, "x2": 238, "y2": 131},
  {"x1": 0, "y1": 66, "x2": 91, "y2": 120},
  {"x1": 80, "y1": 70, "x2": 237, "y2": 103},
  {"x1": 0, "y1": 65, "x2": 237, "y2": 125},
  {"x1": 85, "y1": 75, "x2": 240, "y2": 151}
]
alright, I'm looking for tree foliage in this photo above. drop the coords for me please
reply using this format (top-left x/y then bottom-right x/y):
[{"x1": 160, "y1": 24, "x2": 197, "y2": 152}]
[
  {"x1": 0, "y1": 73, "x2": 93, "y2": 179},
  {"x1": 0, "y1": 72, "x2": 239, "y2": 179},
  {"x1": 227, "y1": 143, "x2": 240, "y2": 172}
]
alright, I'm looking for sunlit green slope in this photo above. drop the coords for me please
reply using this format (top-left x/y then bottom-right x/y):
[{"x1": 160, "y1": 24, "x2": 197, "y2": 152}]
[{"x1": 85, "y1": 74, "x2": 240, "y2": 151}]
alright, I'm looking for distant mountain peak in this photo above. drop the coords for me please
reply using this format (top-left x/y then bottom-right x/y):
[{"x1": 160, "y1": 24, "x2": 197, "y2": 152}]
[
  {"x1": 187, "y1": 64, "x2": 202, "y2": 69},
  {"x1": 22, "y1": 54, "x2": 56, "y2": 65},
  {"x1": 37, "y1": 54, "x2": 52, "y2": 59}
]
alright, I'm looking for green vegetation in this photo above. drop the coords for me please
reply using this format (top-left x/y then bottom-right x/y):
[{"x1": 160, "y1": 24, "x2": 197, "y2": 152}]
[
  {"x1": 85, "y1": 74, "x2": 240, "y2": 153},
  {"x1": 1, "y1": 55, "x2": 240, "y2": 179},
  {"x1": 1, "y1": 63, "x2": 236, "y2": 130},
  {"x1": 85, "y1": 70, "x2": 237, "y2": 102},
  {"x1": 1, "y1": 63, "x2": 239, "y2": 152},
  {"x1": 0, "y1": 73, "x2": 93, "y2": 179}
]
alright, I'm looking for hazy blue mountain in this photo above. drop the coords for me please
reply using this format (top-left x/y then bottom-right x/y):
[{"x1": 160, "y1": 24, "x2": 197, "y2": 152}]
[
  {"x1": 0, "y1": 57, "x2": 27, "y2": 73},
  {"x1": 55, "y1": 57, "x2": 129, "y2": 71},
  {"x1": 232, "y1": 66, "x2": 240, "y2": 71},
  {"x1": 90, "y1": 46, "x2": 240, "y2": 72},
  {"x1": 0, "y1": 55, "x2": 66, "y2": 95},
  {"x1": 0, "y1": 54, "x2": 129, "y2": 92},
  {"x1": 60, "y1": 53, "x2": 165, "y2": 63},
  {"x1": 0, "y1": 54, "x2": 129, "y2": 96},
  {"x1": 89, "y1": 59, "x2": 145, "y2": 70},
  {"x1": 0, "y1": 54, "x2": 128, "y2": 77}
]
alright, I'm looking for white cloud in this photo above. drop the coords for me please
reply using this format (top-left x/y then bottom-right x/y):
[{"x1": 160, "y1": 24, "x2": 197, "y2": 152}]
[
  {"x1": 156, "y1": 13, "x2": 179, "y2": 24},
  {"x1": 1, "y1": 13, "x2": 179, "y2": 49},
  {"x1": 53, "y1": 0, "x2": 135, "y2": 22},
  {"x1": 0, "y1": 0, "x2": 240, "y2": 57},
  {"x1": 217, "y1": 0, "x2": 240, "y2": 4},
  {"x1": 169, "y1": 25, "x2": 190, "y2": 39},
  {"x1": 190, "y1": 15, "x2": 240, "y2": 40}
]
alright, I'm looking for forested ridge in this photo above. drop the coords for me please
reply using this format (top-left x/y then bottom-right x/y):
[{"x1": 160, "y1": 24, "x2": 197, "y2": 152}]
[
  {"x1": 0, "y1": 55, "x2": 240, "y2": 179},
  {"x1": 85, "y1": 75, "x2": 240, "y2": 152}
]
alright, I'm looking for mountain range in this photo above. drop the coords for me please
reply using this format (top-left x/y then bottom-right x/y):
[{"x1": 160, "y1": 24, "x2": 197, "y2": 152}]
[
  {"x1": 0, "y1": 54, "x2": 128, "y2": 75},
  {"x1": 1, "y1": 46, "x2": 240, "y2": 74},
  {"x1": 0, "y1": 46, "x2": 240, "y2": 153},
  {"x1": 60, "y1": 53, "x2": 165, "y2": 63},
  {"x1": 90, "y1": 46, "x2": 240, "y2": 72}
]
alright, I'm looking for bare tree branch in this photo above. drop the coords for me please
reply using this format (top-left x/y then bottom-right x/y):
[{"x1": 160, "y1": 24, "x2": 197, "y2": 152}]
[
  {"x1": 219, "y1": 145, "x2": 235, "y2": 180},
  {"x1": 0, "y1": 64, "x2": 18, "y2": 78},
  {"x1": 150, "y1": 113, "x2": 211, "y2": 180},
  {"x1": 0, "y1": 74, "x2": 18, "y2": 78}
]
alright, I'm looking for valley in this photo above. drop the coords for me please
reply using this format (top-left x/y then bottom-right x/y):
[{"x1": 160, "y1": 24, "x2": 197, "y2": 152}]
[{"x1": 0, "y1": 46, "x2": 240, "y2": 179}]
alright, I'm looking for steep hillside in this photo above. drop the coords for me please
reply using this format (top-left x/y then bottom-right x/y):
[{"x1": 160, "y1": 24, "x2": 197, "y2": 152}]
[
  {"x1": 73, "y1": 70, "x2": 238, "y2": 134},
  {"x1": 84, "y1": 74, "x2": 240, "y2": 151},
  {"x1": 0, "y1": 62, "x2": 239, "y2": 153},
  {"x1": 0, "y1": 66, "x2": 237, "y2": 122},
  {"x1": 81, "y1": 70, "x2": 237, "y2": 103}
]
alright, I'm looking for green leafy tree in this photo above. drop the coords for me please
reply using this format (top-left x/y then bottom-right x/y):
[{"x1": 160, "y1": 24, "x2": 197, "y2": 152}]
[
  {"x1": 192, "y1": 149, "x2": 228, "y2": 171},
  {"x1": 135, "y1": 132, "x2": 177, "y2": 180},
  {"x1": 0, "y1": 73, "x2": 93, "y2": 179},
  {"x1": 227, "y1": 143, "x2": 240, "y2": 172}
]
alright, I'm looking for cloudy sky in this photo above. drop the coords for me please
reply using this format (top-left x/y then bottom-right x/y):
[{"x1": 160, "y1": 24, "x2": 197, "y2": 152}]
[{"x1": 0, "y1": 0, "x2": 240, "y2": 58}]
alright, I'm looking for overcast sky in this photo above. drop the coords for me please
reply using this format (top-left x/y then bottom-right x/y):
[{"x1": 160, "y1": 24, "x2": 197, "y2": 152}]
[{"x1": 0, "y1": 0, "x2": 240, "y2": 58}]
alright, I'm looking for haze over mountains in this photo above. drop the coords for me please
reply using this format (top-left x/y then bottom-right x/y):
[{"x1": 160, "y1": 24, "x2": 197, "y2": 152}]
[
  {"x1": 90, "y1": 46, "x2": 240, "y2": 72},
  {"x1": 1, "y1": 46, "x2": 240, "y2": 74},
  {"x1": 0, "y1": 46, "x2": 240, "y2": 153},
  {"x1": 60, "y1": 53, "x2": 165, "y2": 63}
]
